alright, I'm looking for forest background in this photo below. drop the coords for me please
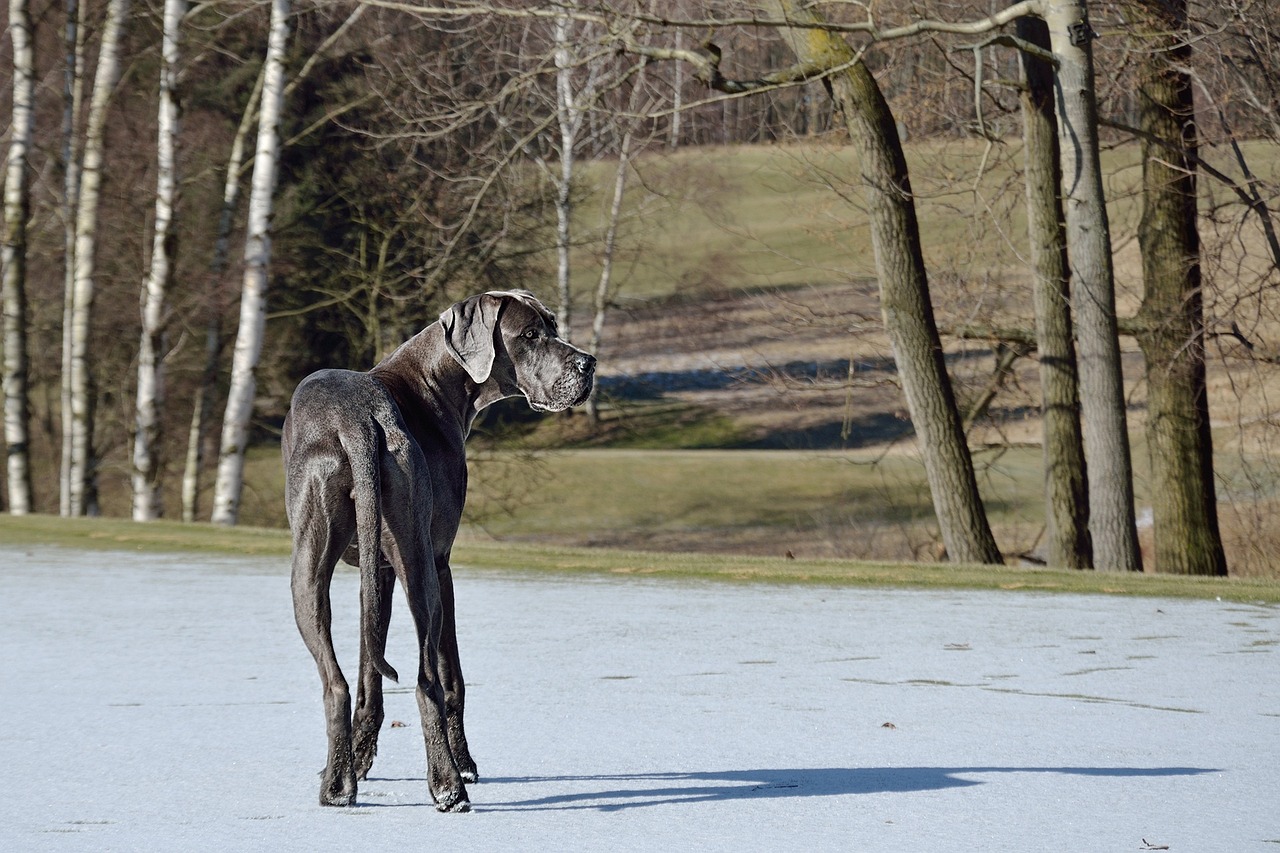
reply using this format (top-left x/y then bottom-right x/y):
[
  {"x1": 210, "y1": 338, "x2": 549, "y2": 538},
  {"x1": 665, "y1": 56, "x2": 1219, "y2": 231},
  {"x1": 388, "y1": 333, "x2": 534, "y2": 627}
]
[{"x1": 3, "y1": 0, "x2": 1280, "y2": 578}]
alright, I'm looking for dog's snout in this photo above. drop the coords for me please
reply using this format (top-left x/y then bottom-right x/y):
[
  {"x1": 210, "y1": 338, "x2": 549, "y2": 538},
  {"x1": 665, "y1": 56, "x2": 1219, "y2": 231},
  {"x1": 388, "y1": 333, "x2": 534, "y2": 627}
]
[{"x1": 573, "y1": 352, "x2": 596, "y2": 374}]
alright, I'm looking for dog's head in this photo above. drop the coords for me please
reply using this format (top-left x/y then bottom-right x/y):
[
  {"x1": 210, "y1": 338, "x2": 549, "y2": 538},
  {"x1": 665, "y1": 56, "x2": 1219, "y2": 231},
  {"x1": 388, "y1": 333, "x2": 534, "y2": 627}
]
[{"x1": 440, "y1": 290, "x2": 596, "y2": 412}]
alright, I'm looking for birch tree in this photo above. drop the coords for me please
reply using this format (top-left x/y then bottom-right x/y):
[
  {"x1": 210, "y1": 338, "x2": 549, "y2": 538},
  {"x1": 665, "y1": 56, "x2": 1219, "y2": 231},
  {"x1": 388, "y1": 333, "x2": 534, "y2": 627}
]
[
  {"x1": 552, "y1": 8, "x2": 584, "y2": 337},
  {"x1": 131, "y1": 0, "x2": 188, "y2": 521},
  {"x1": 211, "y1": 0, "x2": 291, "y2": 526},
  {"x1": 182, "y1": 67, "x2": 264, "y2": 523},
  {"x1": 59, "y1": 0, "x2": 85, "y2": 516},
  {"x1": 3, "y1": 0, "x2": 36, "y2": 514},
  {"x1": 67, "y1": 0, "x2": 131, "y2": 517}
]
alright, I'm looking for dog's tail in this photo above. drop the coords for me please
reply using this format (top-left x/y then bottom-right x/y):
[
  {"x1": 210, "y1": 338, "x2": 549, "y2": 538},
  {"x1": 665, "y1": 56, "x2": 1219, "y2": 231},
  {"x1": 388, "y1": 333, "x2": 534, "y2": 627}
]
[{"x1": 343, "y1": 422, "x2": 399, "y2": 684}]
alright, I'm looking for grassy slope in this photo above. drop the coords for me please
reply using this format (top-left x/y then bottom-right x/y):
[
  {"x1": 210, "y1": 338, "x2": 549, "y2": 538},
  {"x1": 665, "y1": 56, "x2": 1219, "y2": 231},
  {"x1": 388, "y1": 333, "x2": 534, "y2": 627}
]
[
  {"x1": 3, "y1": 514, "x2": 1278, "y2": 604},
  {"x1": 15, "y1": 142, "x2": 1278, "y2": 582}
]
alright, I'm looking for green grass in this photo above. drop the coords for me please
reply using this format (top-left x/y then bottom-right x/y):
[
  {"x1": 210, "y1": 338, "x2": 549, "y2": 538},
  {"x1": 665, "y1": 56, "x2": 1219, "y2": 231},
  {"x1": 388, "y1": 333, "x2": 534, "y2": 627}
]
[
  {"x1": 567, "y1": 140, "x2": 1144, "y2": 300},
  {"x1": 3, "y1": 513, "x2": 1278, "y2": 604},
  {"x1": 464, "y1": 447, "x2": 945, "y2": 538}
]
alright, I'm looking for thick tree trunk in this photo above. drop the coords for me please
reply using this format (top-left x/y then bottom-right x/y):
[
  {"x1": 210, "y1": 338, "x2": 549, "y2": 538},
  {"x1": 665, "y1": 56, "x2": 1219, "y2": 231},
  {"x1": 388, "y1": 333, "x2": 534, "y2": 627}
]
[
  {"x1": 1043, "y1": 0, "x2": 1142, "y2": 571},
  {"x1": 1129, "y1": 0, "x2": 1227, "y2": 575},
  {"x1": 3, "y1": 0, "x2": 35, "y2": 514},
  {"x1": 1017, "y1": 16, "x2": 1091, "y2": 568},
  {"x1": 131, "y1": 0, "x2": 186, "y2": 521},
  {"x1": 767, "y1": 0, "x2": 1002, "y2": 564},
  {"x1": 67, "y1": 0, "x2": 131, "y2": 517},
  {"x1": 211, "y1": 0, "x2": 290, "y2": 526}
]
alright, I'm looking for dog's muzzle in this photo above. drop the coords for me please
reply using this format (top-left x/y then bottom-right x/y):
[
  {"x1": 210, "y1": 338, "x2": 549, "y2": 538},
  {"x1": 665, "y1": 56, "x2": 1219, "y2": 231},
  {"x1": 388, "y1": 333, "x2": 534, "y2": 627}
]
[{"x1": 533, "y1": 351, "x2": 595, "y2": 412}]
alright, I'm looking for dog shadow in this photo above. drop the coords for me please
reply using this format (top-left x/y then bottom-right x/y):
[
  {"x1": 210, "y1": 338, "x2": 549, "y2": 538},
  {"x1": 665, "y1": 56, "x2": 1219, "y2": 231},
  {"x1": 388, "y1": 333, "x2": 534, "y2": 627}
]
[{"x1": 450, "y1": 766, "x2": 1218, "y2": 813}]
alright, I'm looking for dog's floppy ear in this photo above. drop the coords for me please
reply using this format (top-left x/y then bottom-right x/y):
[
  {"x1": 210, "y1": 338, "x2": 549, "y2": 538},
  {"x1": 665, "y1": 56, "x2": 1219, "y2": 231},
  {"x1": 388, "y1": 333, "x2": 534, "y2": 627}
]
[{"x1": 440, "y1": 293, "x2": 503, "y2": 383}]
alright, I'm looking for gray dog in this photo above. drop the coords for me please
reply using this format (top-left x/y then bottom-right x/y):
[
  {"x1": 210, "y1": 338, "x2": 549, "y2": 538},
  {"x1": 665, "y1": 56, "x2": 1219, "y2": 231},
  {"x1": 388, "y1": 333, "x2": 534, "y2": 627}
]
[{"x1": 282, "y1": 290, "x2": 595, "y2": 812}]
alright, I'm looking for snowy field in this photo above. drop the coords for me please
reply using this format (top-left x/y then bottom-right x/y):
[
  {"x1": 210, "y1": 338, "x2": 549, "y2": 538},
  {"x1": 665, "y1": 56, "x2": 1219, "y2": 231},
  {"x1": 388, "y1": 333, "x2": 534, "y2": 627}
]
[{"x1": 1, "y1": 545, "x2": 1277, "y2": 851}]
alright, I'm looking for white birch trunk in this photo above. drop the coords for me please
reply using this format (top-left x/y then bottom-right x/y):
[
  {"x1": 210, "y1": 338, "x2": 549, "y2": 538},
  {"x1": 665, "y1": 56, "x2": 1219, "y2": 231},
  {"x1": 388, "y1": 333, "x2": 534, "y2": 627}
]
[
  {"x1": 131, "y1": 0, "x2": 186, "y2": 521},
  {"x1": 553, "y1": 10, "x2": 579, "y2": 339},
  {"x1": 67, "y1": 0, "x2": 130, "y2": 517},
  {"x1": 3, "y1": 0, "x2": 35, "y2": 514},
  {"x1": 669, "y1": 29, "x2": 682, "y2": 149},
  {"x1": 59, "y1": 0, "x2": 85, "y2": 517},
  {"x1": 182, "y1": 68, "x2": 263, "y2": 523},
  {"x1": 1043, "y1": 0, "x2": 1143, "y2": 571},
  {"x1": 210, "y1": 0, "x2": 290, "y2": 526},
  {"x1": 585, "y1": 131, "x2": 633, "y2": 423}
]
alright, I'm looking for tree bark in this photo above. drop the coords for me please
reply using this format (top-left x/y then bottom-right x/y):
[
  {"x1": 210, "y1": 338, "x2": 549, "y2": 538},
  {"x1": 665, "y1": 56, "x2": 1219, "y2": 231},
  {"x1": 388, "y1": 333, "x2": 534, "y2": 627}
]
[
  {"x1": 131, "y1": 0, "x2": 186, "y2": 520},
  {"x1": 765, "y1": 0, "x2": 1003, "y2": 564},
  {"x1": 211, "y1": 0, "x2": 290, "y2": 526},
  {"x1": 1128, "y1": 0, "x2": 1227, "y2": 575},
  {"x1": 553, "y1": 9, "x2": 581, "y2": 339},
  {"x1": 1043, "y1": 0, "x2": 1142, "y2": 571},
  {"x1": 59, "y1": 0, "x2": 85, "y2": 516},
  {"x1": 67, "y1": 0, "x2": 131, "y2": 517},
  {"x1": 3, "y1": 0, "x2": 36, "y2": 515},
  {"x1": 1017, "y1": 16, "x2": 1091, "y2": 568}
]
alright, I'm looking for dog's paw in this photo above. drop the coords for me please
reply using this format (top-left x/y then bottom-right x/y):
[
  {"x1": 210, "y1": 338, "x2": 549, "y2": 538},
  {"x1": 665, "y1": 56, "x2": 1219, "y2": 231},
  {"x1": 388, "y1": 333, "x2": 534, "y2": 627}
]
[
  {"x1": 434, "y1": 790, "x2": 471, "y2": 813},
  {"x1": 320, "y1": 789, "x2": 356, "y2": 807},
  {"x1": 460, "y1": 769, "x2": 479, "y2": 784}
]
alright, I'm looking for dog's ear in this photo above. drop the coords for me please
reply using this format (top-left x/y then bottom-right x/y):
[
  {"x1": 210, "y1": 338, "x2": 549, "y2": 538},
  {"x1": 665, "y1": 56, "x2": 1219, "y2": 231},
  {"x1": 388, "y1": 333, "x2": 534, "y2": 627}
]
[{"x1": 440, "y1": 294, "x2": 503, "y2": 383}]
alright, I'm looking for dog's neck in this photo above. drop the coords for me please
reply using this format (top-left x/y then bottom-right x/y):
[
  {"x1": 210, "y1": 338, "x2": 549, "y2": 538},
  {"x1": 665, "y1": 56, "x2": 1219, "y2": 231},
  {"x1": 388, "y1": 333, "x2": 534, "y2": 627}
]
[{"x1": 370, "y1": 324, "x2": 519, "y2": 438}]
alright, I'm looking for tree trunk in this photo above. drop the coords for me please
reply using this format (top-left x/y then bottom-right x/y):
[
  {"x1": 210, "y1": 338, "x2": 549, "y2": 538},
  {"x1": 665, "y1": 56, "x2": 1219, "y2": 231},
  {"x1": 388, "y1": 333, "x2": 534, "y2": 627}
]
[
  {"x1": 67, "y1": 0, "x2": 131, "y2": 517},
  {"x1": 211, "y1": 0, "x2": 290, "y2": 526},
  {"x1": 1043, "y1": 0, "x2": 1142, "y2": 571},
  {"x1": 59, "y1": 0, "x2": 85, "y2": 517},
  {"x1": 553, "y1": 10, "x2": 579, "y2": 338},
  {"x1": 766, "y1": 0, "x2": 1003, "y2": 564},
  {"x1": 131, "y1": 0, "x2": 186, "y2": 521},
  {"x1": 181, "y1": 66, "x2": 262, "y2": 523},
  {"x1": 3, "y1": 0, "x2": 35, "y2": 515},
  {"x1": 1128, "y1": 0, "x2": 1227, "y2": 575},
  {"x1": 1017, "y1": 16, "x2": 1091, "y2": 568},
  {"x1": 586, "y1": 102, "x2": 642, "y2": 424}
]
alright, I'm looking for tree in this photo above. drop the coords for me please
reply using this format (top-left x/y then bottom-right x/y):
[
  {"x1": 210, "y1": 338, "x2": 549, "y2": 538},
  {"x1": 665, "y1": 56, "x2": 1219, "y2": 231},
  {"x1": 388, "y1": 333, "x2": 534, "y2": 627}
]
[
  {"x1": 552, "y1": 6, "x2": 584, "y2": 337},
  {"x1": 181, "y1": 65, "x2": 264, "y2": 524},
  {"x1": 211, "y1": 0, "x2": 291, "y2": 526},
  {"x1": 58, "y1": 0, "x2": 85, "y2": 517},
  {"x1": 1042, "y1": 0, "x2": 1143, "y2": 571},
  {"x1": 132, "y1": 0, "x2": 188, "y2": 521},
  {"x1": 1128, "y1": 0, "x2": 1227, "y2": 575},
  {"x1": 67, "y1": 0, "x2": 132, "y2": 517},
  {"x1": 762, "y1": 0, "x2": 1004, "y2": 564},
  {"x1": 1017, "y1": 15, "x2": 1091, "y2": 568},
  {"x1": 3, "y1": 0, "x2": 36, "y2": 514}
]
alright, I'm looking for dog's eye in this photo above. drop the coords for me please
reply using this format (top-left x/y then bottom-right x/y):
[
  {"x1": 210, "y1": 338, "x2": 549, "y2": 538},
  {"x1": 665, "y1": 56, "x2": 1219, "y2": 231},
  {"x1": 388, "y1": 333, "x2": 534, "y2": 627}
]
[{"x1": 523, "y1": 329, "x2": 539, "y2": 340}]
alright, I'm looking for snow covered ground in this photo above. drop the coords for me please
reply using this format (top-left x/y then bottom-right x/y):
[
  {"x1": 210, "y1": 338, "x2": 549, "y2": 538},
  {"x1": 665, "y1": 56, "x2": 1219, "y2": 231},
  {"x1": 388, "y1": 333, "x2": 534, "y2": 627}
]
[{"x1": 1, "y1": 545, "x2": 1277, "y2": 851}]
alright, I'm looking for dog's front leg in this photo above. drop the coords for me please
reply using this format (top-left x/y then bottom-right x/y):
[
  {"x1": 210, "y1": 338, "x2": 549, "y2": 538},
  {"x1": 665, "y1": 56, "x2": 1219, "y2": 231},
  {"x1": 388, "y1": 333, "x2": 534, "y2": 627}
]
[{"x1": 353, "y1": 562, "x2": 395, "y2": 779}]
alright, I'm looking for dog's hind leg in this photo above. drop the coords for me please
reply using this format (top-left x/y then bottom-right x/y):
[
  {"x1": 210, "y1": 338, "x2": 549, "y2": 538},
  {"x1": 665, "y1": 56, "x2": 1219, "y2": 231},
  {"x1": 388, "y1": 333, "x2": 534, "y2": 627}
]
[
  {"x1": 290, "y1": 491, "x2": 359, "y2": 807},
  {"x1": 353, "y1": 561, "x2": 394, "y2": 780},
  {"x1": 379, "y1": 458, "x2": 469, "y2": 812},
  {"x1": 400, "y1": 557, "x2": 469, "y2": 812},
  {"x1": 435, "y1": 555, "x2": 479, "y2": 783}
]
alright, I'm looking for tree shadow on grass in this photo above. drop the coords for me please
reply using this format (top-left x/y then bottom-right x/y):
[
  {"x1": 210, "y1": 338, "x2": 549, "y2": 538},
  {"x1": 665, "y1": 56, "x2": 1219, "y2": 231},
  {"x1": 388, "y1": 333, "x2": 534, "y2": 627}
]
[{"x1": 471, "y1": 767, "x2": 1217, "y2": 813}]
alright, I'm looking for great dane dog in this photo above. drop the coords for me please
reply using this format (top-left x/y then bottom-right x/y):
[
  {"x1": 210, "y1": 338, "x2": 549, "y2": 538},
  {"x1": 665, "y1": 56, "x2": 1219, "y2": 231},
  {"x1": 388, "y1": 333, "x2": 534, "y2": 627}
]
[{"x1": 282, "y1": 290, "x2": 595, "y2": 812}]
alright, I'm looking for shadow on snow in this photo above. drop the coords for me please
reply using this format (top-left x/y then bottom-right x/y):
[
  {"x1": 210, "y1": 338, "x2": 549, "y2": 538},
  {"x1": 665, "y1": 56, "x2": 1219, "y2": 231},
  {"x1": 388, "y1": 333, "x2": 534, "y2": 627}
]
[{"x1": 372, "y1": 766, "x2": 1217, "y2": 813}]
